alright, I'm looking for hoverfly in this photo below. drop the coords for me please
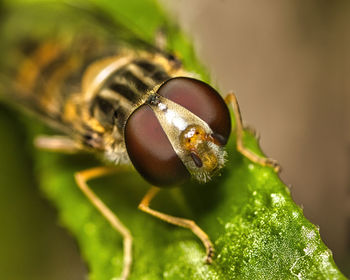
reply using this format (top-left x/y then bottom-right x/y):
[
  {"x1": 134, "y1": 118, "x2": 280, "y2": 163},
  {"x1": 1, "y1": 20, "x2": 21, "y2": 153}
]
[{"x1": 0, "y1": 2, "x2": 279, "y2": 279}]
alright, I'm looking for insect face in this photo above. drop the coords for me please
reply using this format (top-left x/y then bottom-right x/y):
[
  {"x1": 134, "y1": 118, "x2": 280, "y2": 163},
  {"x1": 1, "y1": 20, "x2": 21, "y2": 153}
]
[{"x1": 125, "y1": 77, "x2": 231, "y2": 186}]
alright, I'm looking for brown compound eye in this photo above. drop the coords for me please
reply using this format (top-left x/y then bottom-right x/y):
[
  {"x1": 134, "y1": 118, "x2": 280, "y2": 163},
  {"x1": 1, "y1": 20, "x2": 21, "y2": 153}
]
[
  {"x1": 124, "y1": 104, "x2": 190, "y2": 187},
  {"x1": 157, "y1": 77, "x2": 231, "y2": 145}
]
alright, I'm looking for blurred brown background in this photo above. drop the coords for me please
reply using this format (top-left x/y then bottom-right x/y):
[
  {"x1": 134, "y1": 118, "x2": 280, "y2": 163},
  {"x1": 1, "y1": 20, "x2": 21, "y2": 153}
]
[
  {"x1": 0, "y1": 0, "x2": 349, "y2": 279},
  {"x1": 163, "y1": 0, "x2": 350, "y2": 274}
]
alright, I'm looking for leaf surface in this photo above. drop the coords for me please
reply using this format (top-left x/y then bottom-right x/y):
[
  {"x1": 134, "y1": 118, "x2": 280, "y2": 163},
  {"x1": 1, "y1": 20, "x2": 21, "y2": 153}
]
[{"x1": 0, "y1": 0, "x2": 346, "y2": 279}]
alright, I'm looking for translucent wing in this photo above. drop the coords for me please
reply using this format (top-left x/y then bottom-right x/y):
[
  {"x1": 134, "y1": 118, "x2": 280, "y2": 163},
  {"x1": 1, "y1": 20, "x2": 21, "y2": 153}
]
[{"x1": 0, "y1": 1, "x2": 157, "y2": 148}]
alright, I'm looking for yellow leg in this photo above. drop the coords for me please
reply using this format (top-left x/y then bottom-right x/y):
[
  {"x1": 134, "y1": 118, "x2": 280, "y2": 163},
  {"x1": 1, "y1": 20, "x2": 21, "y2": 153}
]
[
  {"x1": 75, "y1": 166, "x2": 132, "y2": 280},
  {"x1": 138, "y1": 187, "x2": 214, "y2": 263},
  {"x1": 225, "y1": 93, "x2": 281, "y2": 172}
]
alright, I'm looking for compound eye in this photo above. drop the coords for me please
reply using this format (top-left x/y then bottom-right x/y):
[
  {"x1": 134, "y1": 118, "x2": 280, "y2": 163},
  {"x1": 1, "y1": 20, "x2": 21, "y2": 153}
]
[
  {"x1": 124, "y1": 104, "x2": 190, "y2": 187},
  {"x1": 157, "y1": 77, "x2": 231, "y2": 145}
]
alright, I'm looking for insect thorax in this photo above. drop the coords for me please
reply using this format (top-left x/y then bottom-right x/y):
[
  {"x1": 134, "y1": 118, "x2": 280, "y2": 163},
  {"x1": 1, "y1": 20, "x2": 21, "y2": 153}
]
[{"x1": 78, "y1": 52, "x2": 184, "y2": 163}]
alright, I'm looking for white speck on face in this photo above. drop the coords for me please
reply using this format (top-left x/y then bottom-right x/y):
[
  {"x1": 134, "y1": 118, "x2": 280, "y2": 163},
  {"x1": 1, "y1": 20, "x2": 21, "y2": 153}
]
[
  {"x1": 248, "y1": 163, "x2": 254, "y2": 170},
  {"x1": 165, "y1": 109, "x2": 187, "y2": 131},
  {"x1": 185, "y1": 127, "x2": 196, "y2": 138},
  {"x1": 158, "y1": 102, "x2": 167, "y2": 111}
]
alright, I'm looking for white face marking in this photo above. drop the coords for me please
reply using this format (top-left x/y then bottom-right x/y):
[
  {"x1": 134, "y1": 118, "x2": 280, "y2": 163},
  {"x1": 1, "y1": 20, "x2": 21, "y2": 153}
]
[
  {"x1": 157, "y1": 102, "x2": 167, "y2": 111},
  {"x1": 164, "y1": 109, "x2": 188, "y2": 131},
  {"x1": 158, "y1": 101, "x2": 187, "y2": 131},
  {"x1": 149, "y1": 95, "x2": 227, "y2": 182},
  {"x1": 184, "y1": 127, "x2": 196, "y2": 138}
]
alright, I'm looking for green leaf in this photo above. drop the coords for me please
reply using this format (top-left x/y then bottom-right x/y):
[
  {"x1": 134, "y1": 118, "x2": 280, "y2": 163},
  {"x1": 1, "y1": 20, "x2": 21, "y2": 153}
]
[
  {"x1": 31, "y1": 131, "x2": 347, "y2": 280},
  {"x1": 0, "y1": 0, "x2": 346, "y2": 279}
]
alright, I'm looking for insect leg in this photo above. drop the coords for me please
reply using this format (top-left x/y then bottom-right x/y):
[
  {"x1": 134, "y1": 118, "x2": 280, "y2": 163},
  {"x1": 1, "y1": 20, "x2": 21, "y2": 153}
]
[
  {"x1": 75, "y1": 166, "x2": 132, "y2": 280},
  {"x1": 225, "y1": 93, "x2": 281, "y2": 172},
  {"x1": 34, "y1": 135, "x2": 82, "y2": 153},
  {"x1": 138, "y1": 186, "x2": 214, "y2": 263}
]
